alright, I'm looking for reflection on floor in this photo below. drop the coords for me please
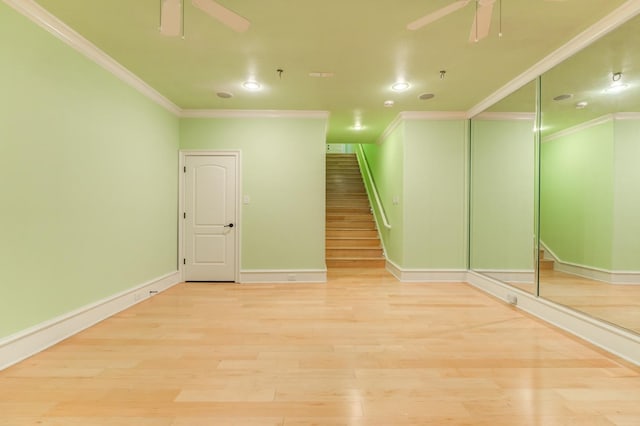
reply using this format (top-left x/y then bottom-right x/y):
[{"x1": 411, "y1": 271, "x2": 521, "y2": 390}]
[{"x1": 510, "y1": 270, "x2": 640, "y2": 334}]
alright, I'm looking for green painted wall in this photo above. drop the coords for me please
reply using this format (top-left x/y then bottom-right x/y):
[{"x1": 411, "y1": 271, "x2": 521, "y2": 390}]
[
  {"x1": 0, "y1": 4, "x2": 179, "y2": 338},
  {"x1": 361, "y1": 119, "x2": 468, "y2": 270},
  {"x1": 540, "y1": 121, "x2": 614, "y2": 269},
  {"x1": 403, "y1": 120, "x2": 468, "y2": 269},
  {"x1": 179, "y1": 117, "x2": 327, "y2": 270},
  {"x1": 470, "y1": 119, "x2": 535, "y2": 271},
  {"x1": 612, "y1": 119, "x2": 640, "y2": 270},
  {"x1": 361, "y1": 124, "x2": 405, "y2": 265}
]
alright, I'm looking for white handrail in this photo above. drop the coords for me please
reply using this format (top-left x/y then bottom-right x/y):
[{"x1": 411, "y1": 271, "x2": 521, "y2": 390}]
[{"x1": 357, "y1": 145, "x2": 391, "y2": 230}]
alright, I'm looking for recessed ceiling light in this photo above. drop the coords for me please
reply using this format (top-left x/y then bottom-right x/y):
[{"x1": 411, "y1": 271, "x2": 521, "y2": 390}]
[
  {"x1": 242, "y1": 81, "x2": 261, "y2": 91},
  {"x1": 575, "y1": 101, "x2": 588, "y2": 109},
  {"x1": 383, "y1": 100, "x2": 395, "y2": 107},
  {"x1": 418, "y1": 93, "x2": 435, "y2": 100},
  {"x1": 553, "y1": 94, "x2": 573, "y2": 101},
  {"x1": 216, "y1": 91, "x2": 233, "y2": 99},
  {"x1": 604, "y1": 72, "x2": 628, "y2": 94},
  {"x1": 391, "y1": 81, "x2": 411, "y2": 92}
]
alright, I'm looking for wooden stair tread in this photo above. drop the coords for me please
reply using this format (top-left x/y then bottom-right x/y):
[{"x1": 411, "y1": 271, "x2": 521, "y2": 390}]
[{"x1": 326, "y1": 154, "x2": 384, "y2": 268}]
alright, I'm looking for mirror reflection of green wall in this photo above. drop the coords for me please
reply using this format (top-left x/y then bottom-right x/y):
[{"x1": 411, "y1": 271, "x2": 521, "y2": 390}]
[
  {"x1": 470, "y1": 81, "x2": 536, "y2": 292},
  {"x1": 539, "y1": 13, "x2": 640, "y2": 334}
]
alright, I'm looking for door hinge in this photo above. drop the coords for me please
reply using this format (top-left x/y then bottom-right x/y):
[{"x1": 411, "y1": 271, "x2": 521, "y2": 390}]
[
  {"x1": 183, "y1": 166, "x2": 186, "y2": 173},
  {"x1": 183, "y1": 212, "x2": 186, "y2": 219},
  {"x1": 183, "y1": 258, "x2": 186, "y2": 265}
]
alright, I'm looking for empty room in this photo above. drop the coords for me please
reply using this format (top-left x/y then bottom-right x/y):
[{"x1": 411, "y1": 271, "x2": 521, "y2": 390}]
[{"x1": 1, "y1": 0, "x2": 639, "y2": 424}]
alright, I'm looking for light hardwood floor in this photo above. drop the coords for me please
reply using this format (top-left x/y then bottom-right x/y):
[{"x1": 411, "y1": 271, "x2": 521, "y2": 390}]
[
  {"x1": 1, "y1": 268, "x2": 639, "y2": 425},
  {"x1": 509, "y1": 270, "x2": 640, "y2": 334}
]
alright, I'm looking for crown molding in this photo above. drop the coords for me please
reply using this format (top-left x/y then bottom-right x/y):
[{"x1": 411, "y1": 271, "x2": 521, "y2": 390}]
[
  {"x1": 399, "y1": 111, "x2": 468, "y2": 121},
  {"x1": 543, "y1": 112, "x2": 640, "y2": 142},
  {"x1": 613, "y1": 112, "x2": 640, "y2": 120},
  {"x1": 180, "y1": 109, "x2": 330, "y2": 119},
  {"x1": 543, "y1": 114, "x2": 613, "y2": 142},
  {"x1": 377, "y1": 114, "x2": 404, "y2": 144},
  {"x1": 4, "y1": 0, "x2": 182, "y2": 115},
  {"x1": 473, "y1": 112, "x2": 536, "y2": 121},
  {"x1": 377, "y1": 111, "x2": 467, "y2": 144},
  {"x1": 467, "y1": 0, "x2": 640, "y2": 117}
]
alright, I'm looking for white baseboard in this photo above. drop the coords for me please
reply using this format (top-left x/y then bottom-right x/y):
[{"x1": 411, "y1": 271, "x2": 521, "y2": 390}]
[
  {"x1": 541, "y1": 241, "x2": 640, "y2": 285},
  {"x1": 387, "y1": 260, "x2": 467, "y2": 282},
  {"x1": 554, "y1": 262, "x2": 640, "y2": 285},
  {"x1": 472, "y1": 269, "x2": 535, "y2": 284},
  {"x1": 466, "y1": 271, "x2": 640, "y2": 366},
  {"x1": 239, "y1": 269, "x2": 327, "y2": 283},
  {"x1": 0, "y1": 271, "x2": 181, "y2": 371}
]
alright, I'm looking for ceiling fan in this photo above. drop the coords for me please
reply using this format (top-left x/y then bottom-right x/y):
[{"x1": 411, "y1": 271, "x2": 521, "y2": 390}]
[
  {"x1": 160, "y1": 0, "x2": 250, "y2": 37},
  {"x1": 407, "y1": 0, "x2": 567, "y2": 43}
]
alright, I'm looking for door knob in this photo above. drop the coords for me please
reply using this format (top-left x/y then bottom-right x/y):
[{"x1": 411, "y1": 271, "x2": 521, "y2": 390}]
[{"x1": 224, "y1": 223, "x2": 234, "y2": 228}]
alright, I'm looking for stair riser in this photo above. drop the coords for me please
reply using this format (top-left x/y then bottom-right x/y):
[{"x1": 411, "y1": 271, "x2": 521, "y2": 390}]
[
  {"x1": 326, "y1": 259, "x2": 386, "y2": 268},
  {"x1": 327, "y1": 214, "x2": 374, "y2": 221},
  {"x1": 326, "y1": 239, "x2": 381, "y2": 248},
  {"x1": 327, "y1": 229, "x2": 379, "y2": 238},
  {"x1": 539, "y1": 260, "x2": 554, "y2": 270},
  {"x1": 327, "y1": 249, "x2": 384, "y2": 258},
  {"x1": 327, "y1": 209, "x2": 372, "y2": 216},
  {"x1": 327, "y1": 222, "x2": 376, "y2": 230},
  {"x1": 327, "y1": 203, "x2": 371, "y2": 208}
]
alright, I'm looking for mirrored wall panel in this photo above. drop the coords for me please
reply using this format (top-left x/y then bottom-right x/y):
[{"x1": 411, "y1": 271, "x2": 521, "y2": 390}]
[
  {"x1": 470, "y1": 81, "x2": 537, "y2": 293},
  {"x1": 539, "y1": 14, "x2": 640, "y2": 334}
]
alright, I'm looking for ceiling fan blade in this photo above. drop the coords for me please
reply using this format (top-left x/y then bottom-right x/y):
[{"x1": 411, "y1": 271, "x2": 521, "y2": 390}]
[
  {"x1": 407, "y1": 0, "x2": 471, "y2": 31},
  {"x1": 160, "y1": 0, "x2": 182, "y2": 36},
  {"x1": 191, "y1": 0, "x2": 250, "y2": 33},
  {"x1": 469, "y1": 0, "x2": 495, "y2": 42}
]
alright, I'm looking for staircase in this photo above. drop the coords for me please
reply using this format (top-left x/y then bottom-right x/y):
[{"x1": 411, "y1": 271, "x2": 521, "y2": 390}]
[
  {"x1": 539, "y1": 249, "x2": 554, "y2": 270},
  {"x1": 326, "y1": 153, "x2": 385, "y2": 268}
]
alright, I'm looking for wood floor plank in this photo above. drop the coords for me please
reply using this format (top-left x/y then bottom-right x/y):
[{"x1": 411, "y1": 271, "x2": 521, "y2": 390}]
[{"x1": 0, "y1": 267, "x2": 638, "y2": 425}]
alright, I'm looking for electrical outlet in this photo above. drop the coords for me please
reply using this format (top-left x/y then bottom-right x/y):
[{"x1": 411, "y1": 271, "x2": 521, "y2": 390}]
[{"x1": 506, "y1": 293, "x2": 518, "y2": 305}]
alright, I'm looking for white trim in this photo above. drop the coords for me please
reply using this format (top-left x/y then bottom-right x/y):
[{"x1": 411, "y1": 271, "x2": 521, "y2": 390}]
[
  {"x1": 377, "y1": 114, "x2": 404, "y2": 144},
  {"x1": 0, "y1": 271, "x2": 180, "y2": 371},
  {"x1": 543, "y1": 114, "x2": 613, "y2": 142},
  {"x1": 399, "y1": 111, "x2": 468, "y2": 121},
  {"x1": 613, "y1": 112, "x2": 640, "y2": 120},
  {"x1": 180, "y1": 109, "x2": 330, "y2": 119},
  {"x1": 387, "y1": 260, "x2": 467, "y2": 282},
  {"x1": 239, "y1": 269, "x2": 327, "y2": 284},
  {"x1": 179, "y1": 150, "x2": 242, "y2": 283},
  {"x1": 472, "y1": 269, "x2": 535, "y2": 284},
  {"x1": 356, "y1": 145, "x2": 391, "y2": 230},
  {"x1": 466, "y1": 271, "x2": 640, "y2": 366},
  {"x1": 554, "y1": 262, "x2": 640, "y2": 285},
  {"x1": 3, "y1": 0, "x2": 181, "y2": 115},
  {"x1": 541, "y1": 241, "x2": 640, "y2": 285},
  {"x1": 467, "y1": 0, "x2": 640, "y2": 117},
  {"x1": 377, "y1": 111, "x2": 468, "y2": 144},
  {"x1": 472, "y1": 112, "x2": 536, "y2": 121}
]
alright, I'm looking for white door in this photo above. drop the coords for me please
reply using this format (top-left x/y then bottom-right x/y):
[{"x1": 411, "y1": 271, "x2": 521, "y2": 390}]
[{"x1": 184, "y1": 155, "x2": 237, "y2": 281}]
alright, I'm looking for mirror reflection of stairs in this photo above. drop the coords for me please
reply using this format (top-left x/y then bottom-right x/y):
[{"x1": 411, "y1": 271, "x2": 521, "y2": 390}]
[
  {"x1": 539, "y1": 249, "x2": 554, "y2": 270},
  {"x1": 326, "y1": 154, "x2": 385, "y2": 268}
]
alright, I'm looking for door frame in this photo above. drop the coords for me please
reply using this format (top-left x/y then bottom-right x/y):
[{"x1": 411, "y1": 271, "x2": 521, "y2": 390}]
[{"x1": 178, "y1": 150, "x2": 241, "y2": 283}]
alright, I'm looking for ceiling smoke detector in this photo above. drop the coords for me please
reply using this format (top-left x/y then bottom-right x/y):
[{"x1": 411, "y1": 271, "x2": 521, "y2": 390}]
[
  {"x1": 419, "y1": 93, "x2": 435, "y2": 100},
  {"x1": 216, "y1": 91, "x2": 233, "y2": 99}
]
